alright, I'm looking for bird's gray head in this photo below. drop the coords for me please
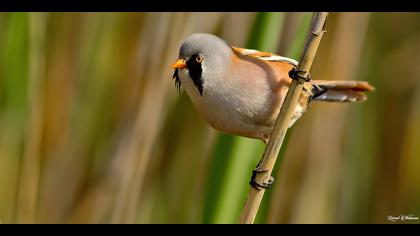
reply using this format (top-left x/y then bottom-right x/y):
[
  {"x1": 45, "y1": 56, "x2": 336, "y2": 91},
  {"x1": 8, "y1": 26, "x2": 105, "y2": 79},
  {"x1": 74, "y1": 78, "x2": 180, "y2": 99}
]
[{"x1": 172, "y1": 33, "x2": 233, "y2": 96}]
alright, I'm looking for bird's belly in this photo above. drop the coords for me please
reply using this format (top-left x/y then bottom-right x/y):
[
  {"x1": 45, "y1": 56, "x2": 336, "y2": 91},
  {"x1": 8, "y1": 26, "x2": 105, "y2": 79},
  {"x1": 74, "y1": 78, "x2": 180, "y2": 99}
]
[{"x1": 183, "y1": 82, "x2": 271, "y2": 139}]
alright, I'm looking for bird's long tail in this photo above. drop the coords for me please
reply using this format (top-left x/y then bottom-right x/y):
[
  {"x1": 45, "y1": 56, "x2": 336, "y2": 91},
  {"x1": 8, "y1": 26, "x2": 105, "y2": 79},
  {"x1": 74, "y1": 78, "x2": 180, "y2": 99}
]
[{"x1": 309, "y1": 80, "x2": 375, "y2": 103}]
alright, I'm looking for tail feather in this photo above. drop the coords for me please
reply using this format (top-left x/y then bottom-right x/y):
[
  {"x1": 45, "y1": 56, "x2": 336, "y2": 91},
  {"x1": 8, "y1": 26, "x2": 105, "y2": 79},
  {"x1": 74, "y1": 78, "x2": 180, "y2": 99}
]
[{"x1": 310, "y1": 80, "x2": 375, "y2": 103}]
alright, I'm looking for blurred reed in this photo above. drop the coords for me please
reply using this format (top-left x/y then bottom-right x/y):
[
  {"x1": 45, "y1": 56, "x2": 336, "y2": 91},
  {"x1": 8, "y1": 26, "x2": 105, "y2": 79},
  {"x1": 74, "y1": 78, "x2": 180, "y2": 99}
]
[
  {"x1": 0, "y1": 12, "x2": 419, "y2": 224},
  {"x1": 16, "y1": 12, "x2": 46, "y2": 224}
]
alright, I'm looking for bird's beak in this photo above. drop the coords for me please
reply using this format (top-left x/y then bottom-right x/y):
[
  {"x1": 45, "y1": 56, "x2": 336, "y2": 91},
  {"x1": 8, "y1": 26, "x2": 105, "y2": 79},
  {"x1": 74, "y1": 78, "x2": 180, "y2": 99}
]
[{"x1": 172, "y1": 59, "x2": 187, "y2": 69}]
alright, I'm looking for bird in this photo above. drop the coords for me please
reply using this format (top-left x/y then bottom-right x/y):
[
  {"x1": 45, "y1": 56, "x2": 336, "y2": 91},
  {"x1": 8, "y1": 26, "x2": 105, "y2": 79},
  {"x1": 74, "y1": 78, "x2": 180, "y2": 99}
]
[{"x1": 171, "y1": 33, "x2": 375, "y2": 144}]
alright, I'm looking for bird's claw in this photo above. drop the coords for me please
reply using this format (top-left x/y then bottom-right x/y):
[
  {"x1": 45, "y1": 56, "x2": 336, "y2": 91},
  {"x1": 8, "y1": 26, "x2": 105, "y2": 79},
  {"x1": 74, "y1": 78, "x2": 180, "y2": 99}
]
[
  {"x1": 289, "y1": 68, "x2": 311, "y2": 83},
  {"x1": 250, "y1": 167, "x2": 274, "y2": 190}
]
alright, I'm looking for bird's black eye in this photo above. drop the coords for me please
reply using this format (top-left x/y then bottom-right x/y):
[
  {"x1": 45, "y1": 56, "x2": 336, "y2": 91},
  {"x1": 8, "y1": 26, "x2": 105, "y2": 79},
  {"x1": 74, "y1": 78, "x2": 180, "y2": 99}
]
[{"x1": 195, "y1": 55, "x2": 203, "y2": 63}]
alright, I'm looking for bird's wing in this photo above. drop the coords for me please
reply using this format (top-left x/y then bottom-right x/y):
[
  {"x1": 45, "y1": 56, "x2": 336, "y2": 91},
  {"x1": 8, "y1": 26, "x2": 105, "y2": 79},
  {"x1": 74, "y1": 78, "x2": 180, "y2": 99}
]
[{"x1": 231, "y1": 46, "x2": 298, "y2": 66}]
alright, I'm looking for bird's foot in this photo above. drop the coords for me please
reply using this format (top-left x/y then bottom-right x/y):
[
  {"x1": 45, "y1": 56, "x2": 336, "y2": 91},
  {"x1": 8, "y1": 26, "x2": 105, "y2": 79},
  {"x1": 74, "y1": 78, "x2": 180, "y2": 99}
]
[
  {"x1": 289, "y1": 68, "x2": 311, "y2": 83},
  {"x1": 250, "y1": 167, "x2": 274, "y2": 190}
]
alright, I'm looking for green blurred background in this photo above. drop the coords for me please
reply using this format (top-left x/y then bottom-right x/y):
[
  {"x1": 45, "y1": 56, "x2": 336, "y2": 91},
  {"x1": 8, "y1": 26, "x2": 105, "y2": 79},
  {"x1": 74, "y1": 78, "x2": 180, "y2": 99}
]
[{"x1": 0, "y1": 12, "x2": 419, "y2": 224}]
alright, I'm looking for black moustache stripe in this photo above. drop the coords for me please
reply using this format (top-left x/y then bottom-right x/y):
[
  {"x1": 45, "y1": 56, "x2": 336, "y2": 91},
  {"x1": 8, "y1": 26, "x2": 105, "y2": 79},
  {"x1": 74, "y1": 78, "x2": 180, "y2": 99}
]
[
  {"x1": 186, "y1": 56, "x2": 204, "y2": 96},
  {"x1": 172, "y1": 55, "x2": 204, "y2": 96}
]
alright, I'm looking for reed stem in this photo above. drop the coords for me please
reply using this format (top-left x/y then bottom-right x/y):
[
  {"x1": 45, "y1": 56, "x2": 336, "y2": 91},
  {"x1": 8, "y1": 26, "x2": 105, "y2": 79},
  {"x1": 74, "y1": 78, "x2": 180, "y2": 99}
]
[{"x1": 238, "y1": 12, "x2": 329, "y2": 224}]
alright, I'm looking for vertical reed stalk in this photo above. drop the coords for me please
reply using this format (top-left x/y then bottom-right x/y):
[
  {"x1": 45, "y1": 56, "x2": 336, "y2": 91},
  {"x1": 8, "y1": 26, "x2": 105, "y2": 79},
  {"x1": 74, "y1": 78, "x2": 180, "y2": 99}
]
[
  {"x1": 239, "y1": 12, "x2": 329, "y2": 224},
  {"x1": 16, "y1": 12, "x2": 46, "y2": 223}
]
